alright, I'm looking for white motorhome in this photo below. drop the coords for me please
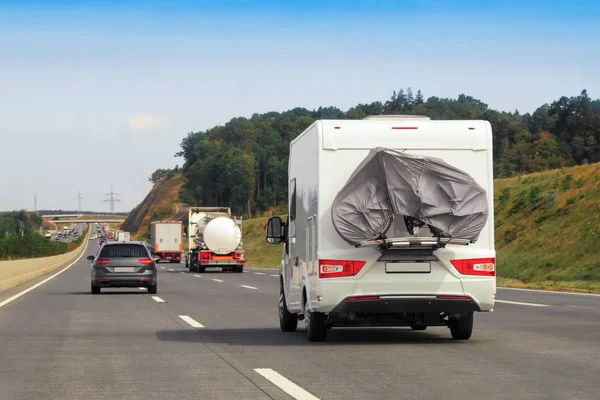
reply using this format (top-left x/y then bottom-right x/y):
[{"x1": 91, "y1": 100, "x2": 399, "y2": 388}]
[{"x1": 266, "y1": 116, "x2": 495, "y2": 341}]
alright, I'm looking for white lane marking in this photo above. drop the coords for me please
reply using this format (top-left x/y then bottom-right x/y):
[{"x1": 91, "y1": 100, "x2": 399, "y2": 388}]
[
  {"x1": 498, "y1": 287, "x2": 600, "y2": 298},
  {"x1": 151, "y1": 296, "x2": 165, "y2": 303},
  {"x1": 254, "y1": 272, "x2": 265, "y2": 275},
  {"x1": 212, "y1": 279, "x2": 224, "y2": 282},
  {"x1": 193, "y1": 274, "x2": 202, "y2": 278},
  {"x1": 254, "y1": 368, "x2": 320, "y2": 400},
  {"x1": 180, "y1": 272, "x2": 186, "y2": 274},
  {"x1": 179, "y1": 315, "x2": 205, "y2": 328},
  {"x1": 168, "y1": 269, "x2": 174, "y2": 271},
  {"x1": 160, "y1": 267, "x2": 165, "y2": 269},
  {"x1": 566, "y1": 305, "x2": 597, "y2": 310},
  {"x1": 496, "y1": 299, "x2": 550, "y2": 307},
  {"x1": 241, "y1": 285, "x2": 258, "y2": 290},
  {"x1": 270, "y1": 274, "x2": 279, "y2": 277},
  {"x1": 0, "y1": 233, "x2": 90, "y2": 309}
]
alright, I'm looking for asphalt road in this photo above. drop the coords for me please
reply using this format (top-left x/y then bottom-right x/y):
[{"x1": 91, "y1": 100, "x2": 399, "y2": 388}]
[
  {"x1": 1, "y1": 240, "x2": 599, "y2": 400},
  {"x1": 52, "y1": 223, "x2": 87, "y2": 242}
]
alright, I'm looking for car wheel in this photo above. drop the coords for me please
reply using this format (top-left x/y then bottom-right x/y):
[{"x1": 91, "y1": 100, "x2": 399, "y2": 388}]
[
  {"x1": 198, "y1": 266, "x2": 205, "y2": 273},
  {"x1": 234, "y1": 266, "x2": 243, "y2": 273},
  {"x1": 305, "y1": 296, "x2": 327, "y2": 341},
  {"x1": 449, "y1": 312, "x2": 473, "y2": 340},
  {"x1": 279, "y1": 282, "x2": 298, "y2": 332},
  {"x1": 148, "y1": 283, "x2": 157, "y2": 294},
  {"x1": 91, "y1": 283, "x2": 100, "y2": 295}
]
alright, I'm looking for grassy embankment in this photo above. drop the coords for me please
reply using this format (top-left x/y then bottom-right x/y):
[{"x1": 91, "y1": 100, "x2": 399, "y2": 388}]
[
  {"x1": 241, "y1": 164, "x2": 600, "y2": 293},
  {"x1": 494, "y1": 163, "x2": 600, "y2": 292}
]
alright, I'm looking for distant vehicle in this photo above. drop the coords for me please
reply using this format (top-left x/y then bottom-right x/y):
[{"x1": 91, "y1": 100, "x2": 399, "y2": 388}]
[
  {"x1": 117, "y1": 231, "x2": 130, "y2": 242},
  {"x1": 87, "y1": 241, "x2": 158, "y2": 294},
  {"x1": 265, "y1": 116, "x2": 496, "y2": 341},
  {"x1": 186, "y1": 207, "x2": 244, "y2": 273},
  {"x1": 90, "y1": 234, "x2": 97, "y2": 240},
  {"x1": 149, "y1": 222, "x2": 182, "y2": 263}
]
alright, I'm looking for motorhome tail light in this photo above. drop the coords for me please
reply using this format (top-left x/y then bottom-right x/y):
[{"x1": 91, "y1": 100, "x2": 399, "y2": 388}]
[
  {"x1": 450, "y1": 258, "x2": 495, "y2": 276},
  {"x1": 199, "y1": 252, "x2": 212, "y2": 260},
  {"x1": 318, "y1": 260, "x2": 366, "y2": 278},
  {"x1": 346, "y1": 295, "x2": 380, "y2": 301},
  {"x1": 436, "y1": 295, "x2": 471, "y2": 301},
  {"x1": 94, "y1": 258, "x2": 110, "y2": 266},
  {"x1": 137, "y1": 258, "x2": 153, "y2": 265}
]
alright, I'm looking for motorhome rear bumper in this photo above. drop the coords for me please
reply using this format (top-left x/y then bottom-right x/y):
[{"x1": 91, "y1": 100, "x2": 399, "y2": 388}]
[{"x1": 329, "y1": 296, "x2": 481, "y2": 314}]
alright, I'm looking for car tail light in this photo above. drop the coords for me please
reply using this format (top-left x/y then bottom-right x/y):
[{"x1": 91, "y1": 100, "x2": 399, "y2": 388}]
[
  {"x1": 94, "y1": 258, "x2": 110, "y2": 266},
  {"x1": 318, "y1": 260, "x2": 366, "y2": 278},
  {"x1": 450, "y1": 258, "x2": 495, "y2": 276},
  {"x1": 137, "y1": 258, "x2": 152, "y2": 265}
]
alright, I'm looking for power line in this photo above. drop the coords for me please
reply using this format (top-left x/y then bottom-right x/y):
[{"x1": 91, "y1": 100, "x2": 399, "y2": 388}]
[{"x1": 103, "y1": 184, "x2": 121, "y2": 213}]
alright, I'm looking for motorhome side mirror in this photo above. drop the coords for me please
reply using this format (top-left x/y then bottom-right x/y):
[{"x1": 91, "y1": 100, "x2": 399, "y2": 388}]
[
  {"x1": 86, "y1": 255, "x2": 94, "y2": 261},
  {"x1": 266, "y1": 217, "x2": 284, "y2": 244}
]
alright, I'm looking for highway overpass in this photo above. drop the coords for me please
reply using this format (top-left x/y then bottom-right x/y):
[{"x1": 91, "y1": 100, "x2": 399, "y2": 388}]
[{"x1": 42, "y1": 214, "x2": 127, "y2": 223}]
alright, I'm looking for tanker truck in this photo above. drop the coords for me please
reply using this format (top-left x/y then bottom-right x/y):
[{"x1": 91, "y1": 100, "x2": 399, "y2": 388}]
[{"x1": 185, "y1": 207, "x2": 245, "y2": 273}]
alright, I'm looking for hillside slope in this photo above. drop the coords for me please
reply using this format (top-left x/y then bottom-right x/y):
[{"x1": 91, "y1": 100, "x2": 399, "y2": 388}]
[
  {"x1": 240, "y1": 163, "x2": 600, "y2": 293},
  {"x1": 121, "y1": 173, "x2": 185, "y2": 240},
  {"x1": 494, "y1": 163, "x2": 600, "y2": 292}
]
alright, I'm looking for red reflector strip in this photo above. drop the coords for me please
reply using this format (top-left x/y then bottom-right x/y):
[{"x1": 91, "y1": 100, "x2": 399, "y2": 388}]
[
  {"x1": 346, "y1": 296, "x2": 380, "y2": 301},
  {"x1": 436, "y1": 295, "x2": 471, "y2": 301},
  {"x1": 468, "y1": 127, "x2": 475, "y2": 130},
  {"x1": 392, "y1": 127, "x2": 418, "y2": 130},
  {"x1": 334, "y1": 126, "x2": 341, "y2": 129}
]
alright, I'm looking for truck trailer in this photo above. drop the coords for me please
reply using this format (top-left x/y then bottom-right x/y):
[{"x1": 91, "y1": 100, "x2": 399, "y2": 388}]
[
  {"x1": 186, "y1": 207, "x2": 245, "y2": 273},
  {"x1": 117, "y1": 231, "x2": 130, "y2": 241},
  {"x1": 149, "y1": 221, "x2": 183, "y2": 263}
]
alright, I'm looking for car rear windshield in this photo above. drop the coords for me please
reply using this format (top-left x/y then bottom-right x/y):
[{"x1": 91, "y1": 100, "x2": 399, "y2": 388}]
[{"x1": 100, "y1": 245, "x2": 148, "y2": 258}]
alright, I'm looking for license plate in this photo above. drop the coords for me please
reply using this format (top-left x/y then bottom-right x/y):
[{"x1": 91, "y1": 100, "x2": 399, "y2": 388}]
[
  {"x1": 385, "y1": 262, "x2": 431, "y2": 273},
  {"x1": 113, "y1": 267, "x2": 135, "y2": 273}
]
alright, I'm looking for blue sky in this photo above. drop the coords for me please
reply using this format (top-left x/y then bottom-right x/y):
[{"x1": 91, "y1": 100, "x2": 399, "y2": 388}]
[{"x1": 0, "y1": 0, "x2": 598, "y2": 212}]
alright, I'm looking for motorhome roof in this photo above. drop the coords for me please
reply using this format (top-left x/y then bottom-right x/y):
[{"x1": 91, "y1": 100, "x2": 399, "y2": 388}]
[{"x1": 363, "y1": 115, "x2": 431, "y2": 120}]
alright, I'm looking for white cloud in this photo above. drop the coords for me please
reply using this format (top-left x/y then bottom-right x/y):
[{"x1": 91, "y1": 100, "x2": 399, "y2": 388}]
[{"x1": 127, "y1": 113, "x2": 170, "y2": 134}]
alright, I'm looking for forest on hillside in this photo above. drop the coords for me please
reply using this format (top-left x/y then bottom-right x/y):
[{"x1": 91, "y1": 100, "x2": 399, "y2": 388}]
[{"x1": 171, "y1": 89, "x2": 600, "y2": 216}]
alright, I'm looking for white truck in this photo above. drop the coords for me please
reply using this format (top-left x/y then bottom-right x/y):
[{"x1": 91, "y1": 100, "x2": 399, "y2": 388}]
[
  {"x1": 117, "y1": 231, "x2": 130, "y2": 241},
  {"x1": 149, "y1": 221, "x2": 183, "y2": 263},
  {"x1": 265, "y1": 116, "x2": 495, "y2": 341},
  {"x1": 186, "y1": 207, "x2": 245, "y2": 273}
]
